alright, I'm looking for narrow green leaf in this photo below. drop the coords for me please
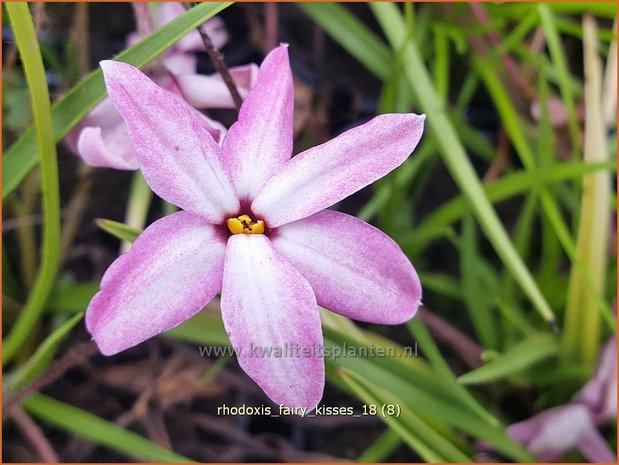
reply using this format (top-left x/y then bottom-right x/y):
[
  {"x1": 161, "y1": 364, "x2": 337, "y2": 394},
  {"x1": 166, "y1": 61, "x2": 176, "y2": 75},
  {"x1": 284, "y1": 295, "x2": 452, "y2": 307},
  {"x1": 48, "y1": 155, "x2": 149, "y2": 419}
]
[
  {"x1": 460, "y1": 216, "x2": 498, "y2": 349},
  {"x1": 23, "y1": 393, "x2": 194, "y2": 462},
  {"x1": 165, "y1": 301, "x2": 230, "y2": 347},
  {"x1": 7, "y1": 312, "x2": 84, "y2": 392},
  {"x1": 4, "y1": 3, "x2": 62, "y2": 365},
  {"x1": 296, "y1": 2, "x2": 391, "y2": 79},
  {"x1": 47, "y1": 282, "x2": 99, "y2": 312},
  {"x1": 407, "y1": 317, "x2": 499, "y2": 426},
  {"x1": 322, "y1": 328, "x2": 532, "y2": 461},
  {"x1": 418, "y1": 273, "x2": 461, "y2": 300},
  {"x1": 562, "y1": 16, "x2": 612, "y2": 365},
  {"x1": 3, "y1": 2, "x2": 231, "y2": 199},
  {"x1": 407, "y1": 162, "x2": 614, "y2": 255},
  {"x1": 490, "y1": 2, "x2": 617, "y2": 19},
  {"x1": 96, "y1": 218, "x2": 142, "y2": 243},
  {"x1": 458, "y1": 333, "x2": 559, "y2": 385},
  {"x1": 339, "y1": 368, "x2": 473, "y2": 463},
  {"x1": 538, "y1": 5, "x2": 581, "y2": 157},
  {"x1": 121, "y1": 171, "x2": 153, "y2": 252},
  {"x1": 357, "y1": 429, "x2": 402, "y2": 462}
]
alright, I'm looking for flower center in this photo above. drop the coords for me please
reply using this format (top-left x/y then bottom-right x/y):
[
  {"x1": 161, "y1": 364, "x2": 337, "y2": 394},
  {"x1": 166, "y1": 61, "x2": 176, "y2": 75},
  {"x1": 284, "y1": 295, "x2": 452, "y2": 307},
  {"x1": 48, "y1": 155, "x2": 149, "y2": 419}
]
[{"x1": 227, "y1": 214, "x2": 265, "y2": 235}]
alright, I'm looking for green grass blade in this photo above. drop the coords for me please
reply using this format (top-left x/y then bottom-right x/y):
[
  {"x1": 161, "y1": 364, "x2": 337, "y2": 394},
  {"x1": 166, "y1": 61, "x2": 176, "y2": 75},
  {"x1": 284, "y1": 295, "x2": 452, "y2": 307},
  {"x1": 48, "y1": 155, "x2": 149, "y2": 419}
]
[
  {"x1": 3, "y1": 2, "x2": 231, "y2": 199},
  {"x1": 538, "y1": 5, "x2": 581, "y2": 157},
  {"x1": 6, "y1": 312, "x2": 84, "y2": 392},
  {"x1": 408, "y1": 161, "x2": 614, "y2": 255},
  {"x1": 562, "y1": 16, "x2": 613, "y2": 365},
  {"x1": 47, "y1": 282, "x2": 99, "y2": 313},
  {"x1": 460, "y1": 216, "x2": 498, "y2": 349},
  {"x1": 458, "y1": 333, "x2": 559, "y2": 385},
  {"x1": 339, "y1": 369, "x2": 473, "y2": 462},
  {"x1": 4, "y1": 3, "x2": 62, "y2": 365},
  {"x1": 371, "y1": 2, "x2": 554, "y2": 325},
  {"x1": 165, "y1": 304, "x2": 230, "y2": 347},
  {"x1": 322, "y1": 328, "x2": 532, "y2": 461},
  {"x1": 357, "y1": 429, "x2": 402, "y2": 462},
  {"x1": 296, "y1": 2, "x2": 391, "y2": 79},
  {"x1": 96, "y1": 218, "x2": 142, "y2": 243},
  {"x1": 121, "y1": 171, "x2": 153, "y2": 252},
  {"x1": 23, "y1": 393, "x2": 194, "y2": 462},
  {"x1": 407, "y1": 317, "x2": 499, "y2": 426}
]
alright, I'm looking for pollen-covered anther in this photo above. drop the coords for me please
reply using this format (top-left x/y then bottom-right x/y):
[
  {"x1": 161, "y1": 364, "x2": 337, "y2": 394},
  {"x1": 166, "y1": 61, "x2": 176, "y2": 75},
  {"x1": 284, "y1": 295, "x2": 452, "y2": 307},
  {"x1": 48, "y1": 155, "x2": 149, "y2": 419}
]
[{"x1": 227, "y1": 215, "x2": 265, "y2": 235}]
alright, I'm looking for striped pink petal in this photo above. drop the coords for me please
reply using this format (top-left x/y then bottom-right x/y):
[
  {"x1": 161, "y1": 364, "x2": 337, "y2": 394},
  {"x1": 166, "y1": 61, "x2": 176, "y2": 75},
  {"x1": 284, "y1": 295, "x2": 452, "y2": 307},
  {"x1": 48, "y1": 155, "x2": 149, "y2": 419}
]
[
  {"x1": 221, "y1": 234, "x2": 324, "y2": 409},
  {"x1": 100, "y1": 60, "x2": 239, "y2": 223},
  {"x1": 86, "y1": 211, "x2": 226, "y2": 355},
  {"x1": 272, "y1": 210, "x2": 421, "y2": 324},
  {"x1": 221, "y1": 45, "x2": 294, "y2": 201},
  {"x1": 252, "y1": 113, "x2": 425, "y2": 228}
]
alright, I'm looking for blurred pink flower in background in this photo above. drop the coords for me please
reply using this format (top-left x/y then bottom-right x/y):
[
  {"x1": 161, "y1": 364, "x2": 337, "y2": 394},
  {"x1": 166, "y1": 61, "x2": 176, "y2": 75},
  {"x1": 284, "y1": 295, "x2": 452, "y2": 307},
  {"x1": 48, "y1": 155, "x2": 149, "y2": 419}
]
[
  {"x1": 507, "y1": 338, "x2": 616, "y2": 462},
  {"x1": 65, "y1": 3, "x2": 258, "y2": 170}
]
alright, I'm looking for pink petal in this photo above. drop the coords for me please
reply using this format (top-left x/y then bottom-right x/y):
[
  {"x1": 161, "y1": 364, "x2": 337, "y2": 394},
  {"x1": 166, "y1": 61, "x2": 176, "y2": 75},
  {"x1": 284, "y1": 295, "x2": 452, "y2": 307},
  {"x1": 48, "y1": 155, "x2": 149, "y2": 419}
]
[
  {"x1": 575, "y1": 337, "x2": 617, "y2": 423},
  {"x1": 77, "y1": 125, "x2": 139, "y2": 170},
  {"x1": 163, "y1": 52, "x2": 197, "y2": 75},
  {"x1": 65, "y1": 97, "x2": 123, "y2": 153},
  {"x1": 509, "y1": 404, "x2": 599, "y2": 462},
  {"x1": 157, "y1": 2, "x2": 185, "y2": 27},
  {"x1": 221, "y1": 234, "x2": 324, "y2": 409},
  {"x1": 222, "y1": 45, "x2": 294, "y2": 201},
  {"x1": 577, "y1": 422, "x2": 617, "y2": 463},
  {"x1": 100, "y1": 60, "x2": 239, "y2": 223},
  {"x1": 252, "y1": 113, "x2": 425, "y2": 228},
  {"x1": 86, "y1": 211, "x2": 226, "y2": 355},
  {"x1": 175, "y1": 64, "x2": 259, "y2": 109},
  {"x1": 272, "y1": 210, "x2": 421, "y2": 324},
  {"x1": 158, "y1": 3, "x2": 228, "y2": 51}
]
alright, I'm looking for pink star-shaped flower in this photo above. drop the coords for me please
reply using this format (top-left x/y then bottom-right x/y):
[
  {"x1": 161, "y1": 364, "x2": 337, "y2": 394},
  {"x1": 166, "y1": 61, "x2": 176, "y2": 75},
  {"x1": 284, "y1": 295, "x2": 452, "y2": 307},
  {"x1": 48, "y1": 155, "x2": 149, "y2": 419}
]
[{"x1": 86, "y1": 45, "x2": 425, "y2": 409}]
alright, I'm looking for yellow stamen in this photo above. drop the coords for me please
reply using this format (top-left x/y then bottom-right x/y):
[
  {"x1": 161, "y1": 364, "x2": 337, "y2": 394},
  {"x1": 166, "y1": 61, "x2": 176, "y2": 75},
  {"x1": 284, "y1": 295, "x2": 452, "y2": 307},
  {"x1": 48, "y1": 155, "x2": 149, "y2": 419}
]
[
  {"x1": 252, "y1": 220, "x2": 265, "y2": 234},
  {"x1": 227, "y1": 215, "x2": 265, "y2": 235},
  {"x1": 227, "y1": 218, "x2": 244, "y2": 235}
]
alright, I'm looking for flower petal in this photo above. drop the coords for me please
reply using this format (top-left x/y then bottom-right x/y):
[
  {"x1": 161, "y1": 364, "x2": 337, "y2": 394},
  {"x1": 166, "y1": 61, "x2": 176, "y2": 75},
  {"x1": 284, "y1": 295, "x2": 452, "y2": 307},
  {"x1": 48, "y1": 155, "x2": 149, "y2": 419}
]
[
  {"x1": 509, "y1": 404, "x2": 595, "y2": 462},
  {"x1": 158, "y1": 3, "x2": 228, "y2": 51},
  {"x1": 175, "y1": 64, "x2": 259, "y2": 109},
  {"x1": 77, "y1": 125, "x2": 138, "y2": 170},
  {"x1": 222, "y1": 45, "x2": 294, "y2": 201},
  {"x1": 576, "y1": 421, "x2": 617, "y2": 463},
  {"x1": 86, "y1": 211, "x2": 226, "y2": 355},
  {"x1": 65, "y1": 97, "x2": 123, "y2": 153},
  {"x1": 100, "y1": 60, "x2": 239, "y2": 223},
  {"x1": 221, "y1": 234, "x2": 324, "y2": 409},
  {"x1": 164, "y1": 52, "x2": 197, "y2": 75},
  {"x1": 272, "y1": 210, "x2": 421, "y2": 324},
  {"x1": 575, "y1": 337, "x2": 617, "y2": 423},
  {"x1": 252, "y1": 113, "x2": 425, "y2": 227}
]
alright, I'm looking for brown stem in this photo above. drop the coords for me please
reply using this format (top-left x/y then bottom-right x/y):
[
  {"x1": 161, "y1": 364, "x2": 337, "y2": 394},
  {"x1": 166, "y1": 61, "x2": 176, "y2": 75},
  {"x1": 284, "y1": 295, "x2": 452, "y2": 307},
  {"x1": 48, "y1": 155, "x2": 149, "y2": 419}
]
[
  {"x1": 182, "y1": 2, "x2": 243, "y2": 111},
  {"x1": 468, "y1": 2, "x2": 535, "y2": 99},
  {"x1": 418, "y1": 308, "x2": 483, "y2": 369},
  {"x1": 264, "y1": 3, "x2": 279, "y2": 52},
  {"x1": 70, "y1": 3, "x2": 90, "y2": 77},
  {"x1": 3, "y1": 341, "x2": 98, "y2": 418},
  {"x1": 11, "y1": 407, "x2": 59, "y2": 462},
  {"x1": 59, "y1": 166, "x2": 95, "y2": 266},
  {"x1": 483, "y1": 127, "x2": 510, "y2": 183}
]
